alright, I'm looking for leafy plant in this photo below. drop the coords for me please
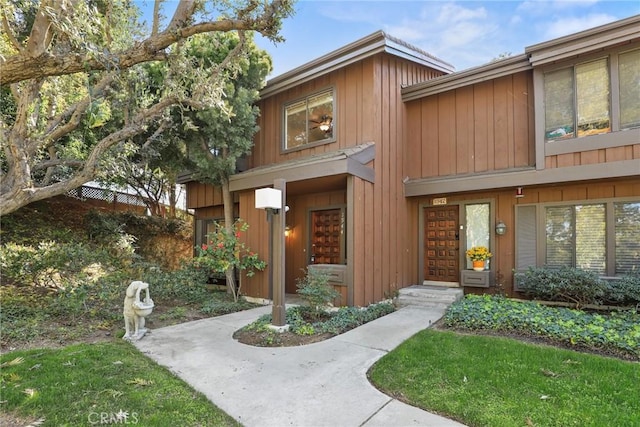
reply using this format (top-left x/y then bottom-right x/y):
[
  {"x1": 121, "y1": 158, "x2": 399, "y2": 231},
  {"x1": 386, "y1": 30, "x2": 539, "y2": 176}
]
[
  {"x1": 518, "y1": 266, "x2": 608, "y2": 307},
  {"x1": 603, "y1": 273, "x2": 640, "y2": 306},
  {"x1": 193, "y1": 220, "x2": 266, "y2": 301},
  {"x1": 444, "y1": 294, "x2": 639, "y2": 358},
  {"x1": 235, "y1": 301, "x2": 395, "y2": 346},
  {"x1": 295, "y1": 268, "x2": 341, "y2": 320}
]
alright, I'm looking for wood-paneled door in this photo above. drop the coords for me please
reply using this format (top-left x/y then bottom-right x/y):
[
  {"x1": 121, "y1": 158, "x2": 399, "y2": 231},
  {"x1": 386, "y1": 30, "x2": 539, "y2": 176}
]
[
  {"x1": 310, "y1": 208, "x2": 344, "y2": 264},
  {"x1": 424, "y1": 206, "x2": 460, "y2": 283}
]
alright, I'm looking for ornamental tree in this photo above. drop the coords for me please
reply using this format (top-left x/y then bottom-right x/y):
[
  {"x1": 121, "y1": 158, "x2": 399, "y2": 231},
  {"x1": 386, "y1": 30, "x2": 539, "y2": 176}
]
[
  {"x1": 0, "y1": 0, "x2": 294, "y2": 215},
  {"x1": 193, "y1": 220, "x2": 266, "y2": 301}
]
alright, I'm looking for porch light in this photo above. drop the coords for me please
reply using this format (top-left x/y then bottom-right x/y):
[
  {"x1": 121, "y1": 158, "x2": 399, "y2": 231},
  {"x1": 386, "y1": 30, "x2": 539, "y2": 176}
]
[
  {"x1": 495, "y1": 220, "x2": 507, "y2": 235},
  {"x1": 515, "y1": 187, "x2": 524, "y2": 198}
]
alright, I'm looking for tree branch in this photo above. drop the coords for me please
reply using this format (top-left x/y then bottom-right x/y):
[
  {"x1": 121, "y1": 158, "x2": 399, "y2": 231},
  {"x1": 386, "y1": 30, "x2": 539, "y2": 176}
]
[
  {"x1": 2, "y1": 11, "x2": 22, "y2": 52},
  {"x1": 0, "y1": 0, "x2": 288, "y2": 85}
]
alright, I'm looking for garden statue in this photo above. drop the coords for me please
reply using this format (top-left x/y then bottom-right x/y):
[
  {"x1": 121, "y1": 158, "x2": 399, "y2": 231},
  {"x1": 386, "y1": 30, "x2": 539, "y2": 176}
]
[{"x1": 123, "y1": 281, "x2": 154, "y2": 340}]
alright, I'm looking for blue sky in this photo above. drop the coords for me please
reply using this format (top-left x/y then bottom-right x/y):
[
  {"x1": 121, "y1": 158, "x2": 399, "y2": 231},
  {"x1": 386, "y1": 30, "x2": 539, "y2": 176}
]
[
  {"x1": 139, "y1": 1, "x2": 639, "y2": 78},
  {"x1": 255, "y1": 0, "x2": 640, "y2": 78}
]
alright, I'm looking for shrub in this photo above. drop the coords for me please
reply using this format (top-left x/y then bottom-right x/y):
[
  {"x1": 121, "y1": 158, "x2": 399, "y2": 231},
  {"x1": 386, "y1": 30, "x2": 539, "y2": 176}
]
[
  {"x1": 296, "y1": 268, "x2": 341, "y2": 320},
  {"x1": 0, "y1": 241, "x2": 121, "y2": 288},
  {"x1": 604, "y1": 273, "x2": 640, "y2": 306},
  {"x1": 518, "y1": 266, "x2": 607, "y2": 307},
  {"x1": 141, "y1": 263, "x2": 210, "y2": 303}
]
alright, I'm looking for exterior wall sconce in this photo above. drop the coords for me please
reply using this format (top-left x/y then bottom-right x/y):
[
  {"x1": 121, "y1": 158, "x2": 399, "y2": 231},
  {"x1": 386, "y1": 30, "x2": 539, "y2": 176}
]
[
  {"x1": 284, "y1": 225, "x2": 292, "y2": 237},
  {"x1": 495, "y1": 220, "x2": 507, "y2": 235},
  {"x1": 515, "y1": 187, "x2": 524, "y2": 198}
]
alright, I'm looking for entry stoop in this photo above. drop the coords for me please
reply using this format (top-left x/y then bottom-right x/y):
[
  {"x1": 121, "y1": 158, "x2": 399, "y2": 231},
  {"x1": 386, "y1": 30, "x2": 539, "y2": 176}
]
[{"x1": 397, "y1": 285, "x2": 464, "y2": 309}]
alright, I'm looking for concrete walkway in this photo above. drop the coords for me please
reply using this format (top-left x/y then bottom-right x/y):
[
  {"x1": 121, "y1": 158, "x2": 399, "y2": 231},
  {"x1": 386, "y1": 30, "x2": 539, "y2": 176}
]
[{"x1": 134, "y1": 304, "x2": 467, "y2": 427}]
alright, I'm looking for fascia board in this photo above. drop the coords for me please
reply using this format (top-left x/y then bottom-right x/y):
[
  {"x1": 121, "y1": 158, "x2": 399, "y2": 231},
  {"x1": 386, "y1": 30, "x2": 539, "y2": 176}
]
[
  {"x1": 401, "y1": 54, "x2": 531, "y2": 101},
  {"x1": 404, "y1": 160, "x2": 640, "y2": 197}
]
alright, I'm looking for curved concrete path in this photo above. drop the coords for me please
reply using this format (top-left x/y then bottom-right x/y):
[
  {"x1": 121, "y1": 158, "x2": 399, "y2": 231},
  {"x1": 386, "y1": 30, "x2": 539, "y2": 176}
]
[{"x1": 134, "y1": 304, "x2": 467, "y2": 427}]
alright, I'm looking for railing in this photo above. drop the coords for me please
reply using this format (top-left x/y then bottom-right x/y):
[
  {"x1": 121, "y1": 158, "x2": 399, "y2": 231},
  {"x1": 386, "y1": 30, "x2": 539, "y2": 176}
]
[{"x1": 67, "y1": 185, "x2": 147, "y2": 207}]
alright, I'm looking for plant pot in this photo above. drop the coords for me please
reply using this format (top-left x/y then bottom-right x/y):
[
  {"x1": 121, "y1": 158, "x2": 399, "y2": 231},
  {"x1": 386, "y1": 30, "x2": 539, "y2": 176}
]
[{"x1": 472, "y1": 260, "x2": 485, "y2": 271}]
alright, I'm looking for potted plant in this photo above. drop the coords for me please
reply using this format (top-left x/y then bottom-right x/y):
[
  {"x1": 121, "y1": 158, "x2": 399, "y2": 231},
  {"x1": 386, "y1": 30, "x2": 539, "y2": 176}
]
[{"x1": 466, "y1": 246, "x2": 492, "y2": 271}]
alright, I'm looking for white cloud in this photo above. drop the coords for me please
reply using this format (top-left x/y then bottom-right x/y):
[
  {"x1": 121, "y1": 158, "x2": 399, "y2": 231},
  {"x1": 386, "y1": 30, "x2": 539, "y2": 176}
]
[
  {"x1": 436, "y1": 3, "x2": 488, "y2": 24},
  {"x1": 543, "y1": 13, "x2": 618, "y2": 39},
  {"x1": 518, "y1": 0, "x2": 601, "y2": 14}
]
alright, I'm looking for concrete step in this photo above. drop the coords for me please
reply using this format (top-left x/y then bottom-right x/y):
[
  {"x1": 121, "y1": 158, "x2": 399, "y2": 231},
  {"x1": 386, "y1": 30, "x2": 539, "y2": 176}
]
[{"x1": 397, "y1": 285, "x2": 463, "y2": 309}]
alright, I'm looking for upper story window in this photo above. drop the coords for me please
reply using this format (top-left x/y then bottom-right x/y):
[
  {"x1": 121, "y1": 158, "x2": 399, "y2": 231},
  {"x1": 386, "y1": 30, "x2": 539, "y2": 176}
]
[
  {"x1": 284, "y1": 88, "x2": 334, "y2": 150},
  {"x1": 543, "y1": 48, "x2": 640, "y2": 142}
]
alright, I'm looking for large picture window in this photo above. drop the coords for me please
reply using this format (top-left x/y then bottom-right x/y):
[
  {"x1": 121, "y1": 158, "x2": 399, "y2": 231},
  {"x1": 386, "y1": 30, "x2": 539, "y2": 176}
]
[
  {"x1": 284, "y1": 89, "x2": 334, "y2": 150},
  {"x1": 543, "y1": 49, "x2": 640, "y2": 142},
  {"x1": 545, "y1": 204, "x2": 606, "y2": 274},
  {"x1": 516, "y1": 200, "x2": 640, "y2": 276},
  {"x1": 545, "y1": 59, "x2": 610, "y2": 141}
]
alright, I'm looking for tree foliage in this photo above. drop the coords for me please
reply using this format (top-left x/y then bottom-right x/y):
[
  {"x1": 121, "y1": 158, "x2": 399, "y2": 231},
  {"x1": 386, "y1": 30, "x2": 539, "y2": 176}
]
[{"x1": 0, "y1": 0, "x2": 294, "y2": 215}]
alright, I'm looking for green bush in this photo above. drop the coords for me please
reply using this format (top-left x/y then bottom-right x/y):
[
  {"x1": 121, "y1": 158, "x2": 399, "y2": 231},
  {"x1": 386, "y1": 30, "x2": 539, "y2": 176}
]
[
  {"x1": 296, "y1": 268, "x2": 341, "y2": 320},
  {"x1": 603, "y1": 273, "x2": 640, "y2": 306},
  {"x1": 246, "y1": 302, "x2": 396, "y2": 337},
  {"x1": 518, "y1": 266, "x2": 607, "y2": 307},
  {"x1": 0, "y1": 241, "x2": 121, "y2": 288},
  {"x1": 444, "y1": 294, "x2": 640, "y2": 358},
  {"x1": 141, "y1": 263, "x2": 210, "y2": 303}
]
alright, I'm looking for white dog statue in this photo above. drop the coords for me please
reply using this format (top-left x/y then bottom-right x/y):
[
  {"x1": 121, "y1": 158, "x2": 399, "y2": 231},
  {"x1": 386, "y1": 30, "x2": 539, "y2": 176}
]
[{"x1": 123, "y1": 281, "x2": 154, "y2": 340}]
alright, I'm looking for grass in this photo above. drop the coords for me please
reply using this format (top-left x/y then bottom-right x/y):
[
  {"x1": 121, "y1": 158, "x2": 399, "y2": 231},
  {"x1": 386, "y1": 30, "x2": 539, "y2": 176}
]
[
  {"x1": 0, "y1": 341, "x2": 240, "y2": 426},
  {"x1": 369, "y1": 329, "x2": 640, "y2": 427}
]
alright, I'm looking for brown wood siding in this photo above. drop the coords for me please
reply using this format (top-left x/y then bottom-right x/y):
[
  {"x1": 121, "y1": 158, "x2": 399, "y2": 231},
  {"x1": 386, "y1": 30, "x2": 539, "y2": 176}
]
[
  {"x1": 186, "y1": 182, "x2": 224, "y2": 209},
  {"x1": 244, "y1": 53, "x2": 444, "y2": 306},
  {"x1": 253, "y1": 55, "x2": 444, "y2": 168},
  {"x1": 545, "y1": 144, "x2": 640, "y2": 168},
  {"x1": 406, "y1": 70, "x2": 535, "y2": 179},
  {"x1": 407, "y1": 177, "x2": 640, "y2": 294},
  {"x1": 238, "y1": 189, "x2": 270, "y2": 300}
]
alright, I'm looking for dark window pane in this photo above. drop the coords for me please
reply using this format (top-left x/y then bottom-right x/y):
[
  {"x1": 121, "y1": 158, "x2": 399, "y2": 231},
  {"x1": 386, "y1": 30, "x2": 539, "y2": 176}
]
[
  {"x1": 575, "y1": 204, "x2": 606, "y2": 274},
  {"x1": 615, "y1": 202, "x2": 640, "y2": 274},
  {"x1": 545, "y1": 206, "x2": 574, "y2": 267},
  {"x1": 308, "y1": 91, "x2": 334, "y2": 143},
  {"x1": 285, "y1": 100, "x2": 307, "y2": 149},
  {"x1": 545, "y1": 68, "x2": 575, "y2": 141},
  {"x1": 576, "y1": 59, "x2": 610, "y2": 137},
  {"x1": 619, "y1": 49, "x2": 640, "y2": 130},
  {"x1": 284, "y1": 89, "x2": 334, "y2": 149}
]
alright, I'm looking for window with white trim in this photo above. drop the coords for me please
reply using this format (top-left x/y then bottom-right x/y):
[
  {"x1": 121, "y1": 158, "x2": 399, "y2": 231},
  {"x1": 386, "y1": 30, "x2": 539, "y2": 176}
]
[
  {"x1": 543, "y1": 48, "x2": 640, "y2": 142},
  {"x1": 516, "y1": 200, "x2": 640, "y2": 276},
  {"x1": 284, "y1": 88, "x2": 334, "y2": 150}
]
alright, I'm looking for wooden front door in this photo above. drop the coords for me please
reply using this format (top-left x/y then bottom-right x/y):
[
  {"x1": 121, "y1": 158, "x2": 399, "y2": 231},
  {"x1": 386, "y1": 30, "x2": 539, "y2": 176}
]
[
  {"x1": 310, "y1": 208, "x2": 344, "y2": 265},
  {"x1": 424, "y1": 206, "x2": 460, "y2": 283}
]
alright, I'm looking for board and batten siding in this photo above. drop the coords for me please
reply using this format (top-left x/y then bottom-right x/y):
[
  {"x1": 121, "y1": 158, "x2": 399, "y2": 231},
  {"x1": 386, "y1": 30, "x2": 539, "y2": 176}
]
[
  {"x1": 405, "y1": 70, "x2": 535, "y2": 179},
  {"x1": 545, "y1": 144, "x2": 640, "y2": 168},
  {"x1": 238, "y1": 52, "x2": 445, "y2": 306}
]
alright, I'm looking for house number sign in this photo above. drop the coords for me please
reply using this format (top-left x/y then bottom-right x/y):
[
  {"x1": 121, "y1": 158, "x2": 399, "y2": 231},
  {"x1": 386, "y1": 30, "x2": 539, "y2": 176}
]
[{"x1": 432, "y1": 197, "x2": 447, "y2": 205}]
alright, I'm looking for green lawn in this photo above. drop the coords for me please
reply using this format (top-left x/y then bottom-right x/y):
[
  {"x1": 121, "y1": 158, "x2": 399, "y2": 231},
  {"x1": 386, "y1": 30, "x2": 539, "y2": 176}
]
[
  {"x1": 1, "y1": 341, "x2": 239, "y2": 427},
  {"x1": 369, "y1": 329, "x2": 640, "y2": 427}
]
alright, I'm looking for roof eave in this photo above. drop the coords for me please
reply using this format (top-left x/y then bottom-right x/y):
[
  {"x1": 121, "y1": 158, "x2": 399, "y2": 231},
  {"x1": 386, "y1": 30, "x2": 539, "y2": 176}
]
[
  {"x1": 525, "y1": 14, "x2": 640, "y2": 66},
  {"x1": 260, "y1": 31, "x2": 454, "y2": 99},
  {"x1": 401, "y1": 54, "x2": 531, "y2": 101}
]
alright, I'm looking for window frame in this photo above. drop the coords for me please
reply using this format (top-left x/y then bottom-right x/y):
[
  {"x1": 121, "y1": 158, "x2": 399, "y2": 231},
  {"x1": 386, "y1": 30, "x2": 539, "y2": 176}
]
[
  {"x1": 515, "y1": 197, "x2": 640, "y2": 278},
  {"x1": 533, "y1": 45, "x2": 640, "y2": 164},
  {"x1": 282, "y1": 87, "x2": 336, "y2": 153}
]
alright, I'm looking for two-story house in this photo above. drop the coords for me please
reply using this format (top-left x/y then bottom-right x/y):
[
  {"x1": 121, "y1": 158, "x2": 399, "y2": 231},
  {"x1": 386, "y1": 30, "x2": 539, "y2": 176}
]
[{"x1": 182, "y1": 15, "x2": 640, "y2": 306}]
